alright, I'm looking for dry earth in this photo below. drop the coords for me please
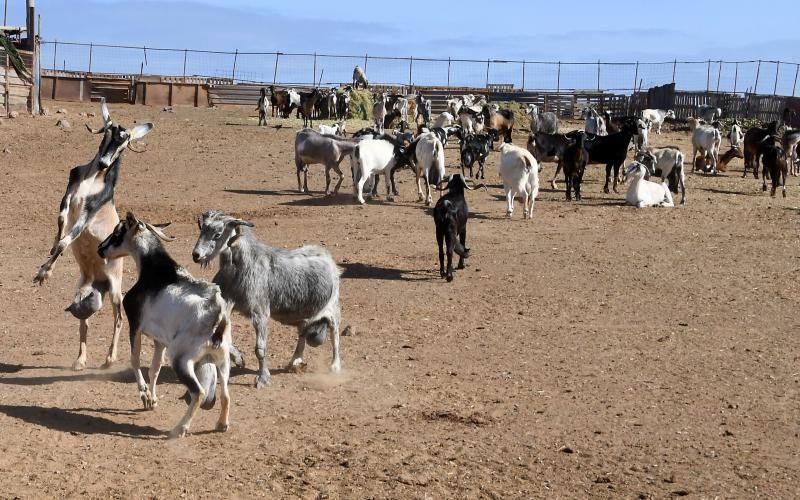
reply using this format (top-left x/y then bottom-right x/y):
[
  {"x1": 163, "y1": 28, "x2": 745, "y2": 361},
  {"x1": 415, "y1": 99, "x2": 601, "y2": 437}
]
[{"x1": 0, "y1": 102, "x2": 799, "y2": 499}]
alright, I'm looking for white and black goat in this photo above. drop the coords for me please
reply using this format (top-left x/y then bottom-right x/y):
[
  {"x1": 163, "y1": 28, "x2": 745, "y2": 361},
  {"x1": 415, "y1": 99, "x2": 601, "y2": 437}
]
[
  {"x1": 635, "y1": 147, "x2": 686, "y2": 205},
  {"x1": 641, "y1": 108, "x2": 675, "y2": 134},
  {"x1": 34, "y1": 99, "x2": 153, "y2": 370},
  {"x1": 351, "y1": 137, "x2": 410, "y2": 204},
  {"x1": 192, "y1": 211, "x2": 344, "y2": 388},
  {"x1": 256, "y1": 88, "x2": 269, "y2": 126},
  {"x1": 98, "y1": 213, "x2": 233, "y2": 438},
  {"x1": 623, "y1": 162, "x2": 674, "y2": 208}
]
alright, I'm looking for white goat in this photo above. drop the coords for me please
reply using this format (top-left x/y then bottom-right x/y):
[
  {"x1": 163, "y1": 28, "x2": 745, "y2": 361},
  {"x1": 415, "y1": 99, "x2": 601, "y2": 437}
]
[
  {"x1": 351, "y1": 138, "x2": 403, "y2": 204},
  {"x1": 318, "y1": 121, "x2": 347, "y2": 136},
  {"x1": 623, "y1": 162, "x2": 674, "y2": 208},
  {"x1": 635, "y1": 147, "x2": 686, "y2": 205},
  {"x1": 414, "y1": 133, "x2": 446, "y2": 206},
  {"x1": 433, "y1": 111, "x2": 454, "y2": 128},
  {"x1": 641, "y1": 109, "x2": 675, "y2": 134},
  {"x1": 698, "y1": 104, "x2": 722, "y2": 122},
  {"x1": 498, "y1": 143, "x2": 539, "y2": 219},
  {"x1": 98, "y1": 213, "x2": 233, "y2": 438},
  {"x1": 691, "y1": 124, "x2": 722, "y2": 174},
  {"x1": 729, "y1": 120, "x2": 744, "y2": 149},
  {"x1": 352, "y1": 65, "x2": 369, "y2": 89},
  {"x1": 287, "y1": 89, "x2": 301, "y2": 116},
  {"x1": 634, "y1": 118, "x2": 651, "y2": 152}
]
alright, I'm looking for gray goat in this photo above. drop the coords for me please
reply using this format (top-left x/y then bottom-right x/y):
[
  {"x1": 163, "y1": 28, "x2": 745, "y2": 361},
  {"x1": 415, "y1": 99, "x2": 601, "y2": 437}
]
[
  {"x1": 295, "y1": 128, "x2": 357, "y2": 194},
  {"x1": 192, "y1": 211, "x2": 344, "y2": 388}
]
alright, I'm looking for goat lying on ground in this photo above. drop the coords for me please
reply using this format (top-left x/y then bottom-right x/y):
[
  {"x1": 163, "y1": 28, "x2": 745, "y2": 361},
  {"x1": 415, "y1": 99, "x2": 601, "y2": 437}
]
[
  {"x1": 498, "y1": 143, "x2": 539, "y2": 218},
  {"x1": 34, "y1": 99, "x2": 153, "y2": 370},
  {"x1": 623, "y1": 162, "x2": 674, "y2": 208},
  {"x1": 433, "y1": 174, "x2": 484, "y2": 282},
  {"x1": 318, "y1": 121, "x2": 347, "y2": 136},
  {"x1": 295, "y1": 128, "x2": 356, "y2": 194},
  {"x1": 635, "y1": 147, "x2": 686, "y2": 205},
  {"x1": 98, "y1": 213, "x2": 233, "y2": 438},
  {"x1": 193, "y1": 211, "x2": 344, "y2": 388}
]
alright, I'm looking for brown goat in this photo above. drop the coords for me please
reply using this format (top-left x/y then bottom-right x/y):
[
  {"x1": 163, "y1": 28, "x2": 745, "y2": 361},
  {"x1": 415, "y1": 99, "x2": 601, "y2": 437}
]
[
  {"x1": 743, "y1": 121, "x2": 778, "y2": 178},
  {"x1": 269, "y1": 85, "x2": 291, "y2": 118},
  {"x1": 482, "y1": 106, "x2": 514, "y2": 143},
  {"x1": 299, "y1": 89, "x2": 321, "y2": 128}
]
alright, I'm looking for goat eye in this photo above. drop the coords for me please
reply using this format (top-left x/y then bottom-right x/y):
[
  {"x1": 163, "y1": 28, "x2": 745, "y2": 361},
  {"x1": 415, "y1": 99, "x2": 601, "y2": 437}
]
[{"x1": 213, "y1": 232, "x2": 222, "y2": 240}]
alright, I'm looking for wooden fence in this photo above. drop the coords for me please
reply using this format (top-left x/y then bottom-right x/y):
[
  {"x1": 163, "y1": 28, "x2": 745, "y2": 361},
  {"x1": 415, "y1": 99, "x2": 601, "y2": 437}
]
[{"x1": 0, "y1": 48, "x2": 33, "y2": 110}]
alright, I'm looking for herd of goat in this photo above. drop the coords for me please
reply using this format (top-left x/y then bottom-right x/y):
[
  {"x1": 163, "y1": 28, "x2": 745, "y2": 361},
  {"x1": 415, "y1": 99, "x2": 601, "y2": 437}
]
[{"x1": 30, "y1": 66, "x2": 800, "y2": 437}]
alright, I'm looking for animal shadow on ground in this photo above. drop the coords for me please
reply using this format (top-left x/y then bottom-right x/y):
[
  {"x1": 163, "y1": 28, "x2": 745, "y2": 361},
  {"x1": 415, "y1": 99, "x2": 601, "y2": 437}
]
[
  {"x1": 225, "y1": 188, "x2": 299, "y2": 197},
  {"x1": 340, "y1": 262, "x2": 432, "y2": 282},
  {"x1": 0, "y1": 365, "x2": 180, "y2": 387},
  {"x1": 698, "y1": 187, "x2": 761, "y2": 197},
  {"x1": 0, "y1": 405, "x2": 162, "y2": 439}
]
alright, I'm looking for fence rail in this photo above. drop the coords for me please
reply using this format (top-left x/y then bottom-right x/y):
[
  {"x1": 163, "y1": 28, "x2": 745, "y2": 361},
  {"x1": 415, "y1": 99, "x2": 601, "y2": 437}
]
[{"x1": 40, "y1": 40, "x2": 800, "y2": 96}]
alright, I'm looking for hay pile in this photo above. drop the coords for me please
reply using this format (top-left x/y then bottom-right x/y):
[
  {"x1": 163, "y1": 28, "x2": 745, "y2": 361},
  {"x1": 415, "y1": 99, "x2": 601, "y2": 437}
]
[{"x1": 347, "y1": 89, "x2": 373, "y2": 120}]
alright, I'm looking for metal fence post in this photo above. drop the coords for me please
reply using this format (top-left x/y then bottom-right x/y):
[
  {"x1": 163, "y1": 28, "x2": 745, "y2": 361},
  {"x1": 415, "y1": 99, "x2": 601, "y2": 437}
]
[
  {"x1": 52, "y1": 40, "x2": 56, "y2": 71},
  {"x1": 672, "y1": 59, "x2": 677, "y2": 84},
  {"x1": 88, "y1": 43, "x2": 93, "y2": 73},
  {"x1": 773, "y1": 61, "x2": 780, "y2": 95},
  {"x1": 364, "y1": 54, "x2": 368, "y2": 74},
  {"x1": 633, "y1": 61, "x2": 639, "y2": 93},
  {"x1": 733, "y1": 62, "x2": 739, "y2": 94},
  {"x1": 143, "y1": 46, "x2": 147, "y2": 66},
  {"x1": 447, "y1": 57, "x2": 451, "y2": 90},
  {"x1": 705, "y1": 59, "x2": 711, "y2": 93},
  {"x1": 793, "y1": 63, "x2": 799, "y2": 97},
  {"x1": 716, "y1": 60, "x2": 722, "y2": 92},
  {"x1": 521, "y1": 60, "x2": 525, "y2": 91},
  {"x1": 408, "y1": 56, "x2": 413, "y2": 88},
  {"x1": 754, "y1": 59, "x2": 761, "y2": 94},
  {"x1": 597, "y1": 60, "x2": 600, "y2": 92},
  {"x1": 182, "y1": 49, "x2": 187, "y2": 81},
  {"x1": 485, "y1": 59, "x2": 490, "y2": 88},
  {"x1": 231, "y1": 49, "x2": 238, "y2": 82},
  {"x1": 312, "y1": 52, "x2": 316, "y2": 86},
  {"x1": 273, "y1": 52, "x2": 279, "y2": 84},
  {"x1": 557, "y1": 62, "x2": 561, "y2": 93}
]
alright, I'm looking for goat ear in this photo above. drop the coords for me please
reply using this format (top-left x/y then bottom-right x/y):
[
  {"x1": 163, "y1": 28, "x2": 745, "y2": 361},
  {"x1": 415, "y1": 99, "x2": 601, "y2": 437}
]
[
  {"x1": 100, "y1": 98, "x2": 111, "y2": 124},
  {"x1": 129, "y1": 123, "x2": 154, "y2": 141},
  {"x1": 125, "y1": 212, "x2": 138, "y2": 226},
  {"x1": 226, "y1": 218, "x2": 254, "y2": 229}
]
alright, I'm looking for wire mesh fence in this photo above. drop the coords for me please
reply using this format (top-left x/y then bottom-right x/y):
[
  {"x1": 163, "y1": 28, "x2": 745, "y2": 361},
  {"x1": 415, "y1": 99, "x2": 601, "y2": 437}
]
[{"x1": 40, "y1": 40, "x2": 800, "y2": 96}]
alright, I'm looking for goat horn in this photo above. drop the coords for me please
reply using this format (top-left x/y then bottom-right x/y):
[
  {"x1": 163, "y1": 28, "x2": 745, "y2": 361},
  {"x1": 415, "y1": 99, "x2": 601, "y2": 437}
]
[
  {"x1": 144, "y1": 222, "x2": 175, "y2": 242},
  {"x1": 127, "y1": 142, "x2": 146, "y2": 153},
  {"x1": 85, "y1": 123, "x2": 108, "y2": 134}
]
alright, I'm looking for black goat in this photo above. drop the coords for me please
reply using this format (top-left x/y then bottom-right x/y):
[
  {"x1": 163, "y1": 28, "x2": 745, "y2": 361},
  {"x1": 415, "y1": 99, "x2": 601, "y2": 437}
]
[
  {"x1": 433, "y1": 174, "x2": 477, "y2": 282},
  {"x1": 602, "y1": 111, "x2": 639, "y2": 134},
  {"x1": 527, "y1": 131, "x2": 575, "y2": 189},
  {"x1": 460, "y1": 131, "x2": 496, "y2": 179},
  {"x1": 582, "y1": 121, "x2": 639, "y2": 193},
  {"x1": 561, "y1": 131, "x2": 588, "y2": 201},
  {"x1": 761, "y1": 140, "x2": 787, "y2": 197},
  {"x1": 743, "y1": 121, "x2": 779, "y2": 178}
]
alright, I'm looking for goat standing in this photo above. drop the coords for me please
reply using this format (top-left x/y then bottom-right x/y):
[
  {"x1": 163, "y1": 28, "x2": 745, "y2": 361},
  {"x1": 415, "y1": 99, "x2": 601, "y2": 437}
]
[
  {"x1": 433, "y1": 175, "x2": 482, "y2": 282},
  {"x1": 192, "y1": 211, "x2": 344, "y2": 388},
  {"x1": 33, "y1": 99, "x2": 153, "y2": 370}
]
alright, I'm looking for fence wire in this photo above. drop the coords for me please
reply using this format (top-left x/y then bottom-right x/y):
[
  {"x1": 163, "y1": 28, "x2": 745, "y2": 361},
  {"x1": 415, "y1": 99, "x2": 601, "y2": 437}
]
[{"x1": 40, "y1": 41, "x2": 800, "y2": 96}]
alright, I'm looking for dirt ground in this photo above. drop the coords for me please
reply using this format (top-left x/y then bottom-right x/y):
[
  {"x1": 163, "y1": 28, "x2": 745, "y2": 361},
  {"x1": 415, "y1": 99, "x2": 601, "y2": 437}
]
[{"x1": 1, "y1": 101, "x2": 799, "y2": 499}]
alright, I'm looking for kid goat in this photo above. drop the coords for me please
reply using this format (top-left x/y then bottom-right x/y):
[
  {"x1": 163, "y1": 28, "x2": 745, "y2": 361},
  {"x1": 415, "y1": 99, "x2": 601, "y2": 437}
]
[
  {"x1": 34, "y1": 99, "x2": 153, "y2": 370},
  {"x1": 98, "y1": 213, "x2": 233, "y2": 438},
  {"x1": 192, "y1": 211, "x2": 344, "y2": 388}
]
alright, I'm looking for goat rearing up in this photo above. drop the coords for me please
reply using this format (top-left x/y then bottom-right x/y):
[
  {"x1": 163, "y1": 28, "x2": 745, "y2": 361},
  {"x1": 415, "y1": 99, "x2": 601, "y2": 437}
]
[
  {"x1": 33, "y1": 99, "x2": 153, "y2": 370},
  {"x1": 192, "y1": 211, "x2": 344, "y2": 388},
  {"x1": 98, "y1": 213, "x2": 233, "y2": 438}
]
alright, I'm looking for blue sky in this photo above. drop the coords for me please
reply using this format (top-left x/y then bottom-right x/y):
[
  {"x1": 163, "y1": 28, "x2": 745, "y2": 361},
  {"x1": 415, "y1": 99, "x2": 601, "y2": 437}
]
[{"x1": 7, "y1": 0, "x2": 800, "y2": 91}]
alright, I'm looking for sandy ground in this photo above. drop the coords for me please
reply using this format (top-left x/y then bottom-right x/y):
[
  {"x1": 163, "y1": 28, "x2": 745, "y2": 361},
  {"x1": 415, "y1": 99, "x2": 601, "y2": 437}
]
[{"x1": 0, "y1": 102, "x2": 799, "y2": 499}]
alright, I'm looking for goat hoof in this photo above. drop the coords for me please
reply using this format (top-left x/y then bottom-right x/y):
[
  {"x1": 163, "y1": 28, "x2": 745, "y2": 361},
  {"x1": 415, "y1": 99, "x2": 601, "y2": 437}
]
[
  {"x1": 254, "y1": 374, "x2": 271, "y2": 388},
  {"x1": 446, "y1": 274, "x2": 454, "y2": 282},
  {"x1": 216, "y1": 422, "x2": 229, "y2": 432},
  {"x1": 101, "y1": 356, "x2": 116, "y2": 369},
  {"x1": 329, "y1": 362, "x2": 342, "y2": 373},
  {"x1": 762, "y1": 185, "x2": 767, "y2": 192},
  {"x1": 33, "y1": 267, "x2": 52, "y2": 285},
  {"x1": 71, "y1": 359, "x2": 86, "y2": 371},
  {"x1": 169, "y1": 426, "x2": 188, "y2": 439},
  {"x1": 603, "y1": 187, "x2": 609, "y2": 194},
  {"x1": 287, "y1": 360, "x2": 307, "y2": 373}
]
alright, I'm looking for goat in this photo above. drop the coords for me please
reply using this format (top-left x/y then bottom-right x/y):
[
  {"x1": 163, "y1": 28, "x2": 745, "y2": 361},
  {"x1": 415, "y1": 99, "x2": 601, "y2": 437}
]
[
  {"x1": 760, "y1": 141, "x2": 787, "y2": 197},
  {"x1": 351, "y1": 137, "x2": 407, "y2": 204},
  {"x1": 482, "y1": 106, "x2": 514, "y2": 143},
  {"x1": 784, "y1": 129, "x2": 800, "y2": 176},
  {"x1": 582, "y1": 121, "x2": 639, "y2": 193},
  {"x1": 635, "y1": 147, "x2": 686, "y2": 205},
  {"x1": 498, "y1": 143, "x2": 539, "y2": 218},
  {"x1": 527, "y1": 131, "x2": 573, "y2": 190},
  {"x1": 460, "y1": 131, "x2": 496, "y2": 179},
  {"x1": 728, "y1": 119, "x2": 744, "y2": 149},
  {"x1": 640, "y1": 109, "x2": 675, "y2": 134},
  {"x1": 318, "y1": 121, "x2": 347, "y2": 136},
  {"x1": 98, "y1": 213, "x2": 232, "y2": 438},
  {"x1": 433, "y1": 174, "x2": 482, "y2": 282},
  {"x1": 413, "y1": 133, "x2": 446, "y2": 205},
  {"x1": 373, "y1": 93, "x2": 388, "y2": 134},
  {"x1": 742, "y1": 122, "x2": 778, "y2": 178},
  {"x1": 458, "y1": 106, "x2": 480, "y2": 135},
  {"x1": 295, "y1": 128, "x2": 356, "y2": 194},
  {"x1": 561, "y1": 131, "x2": 589, "y2": 201},
  {"x1": 691, "y1": 123, "x2": 722, "y2": 174},
  {"x1": 583, "y1": 107, "x2": 604, "y2": 136},
  {"x1": 352, "y1": 65, "x2": 369, "y2": 89},
  {"x1": 287, "y1": 89, "x2": 301, "y2": 118},
  {"x1": 298, "y1": 89, "x2": 321, "y2": 128},
  {"x1": 256, "y1": 88, "x2": 269, "y2": 126},
  {"x1": 336, "y1": 91, "x2": 351, "y2": 120},
  {"x1": 415, "y1": 94, "x2": 432, "y2": 125},
  {"x1": 193, "y1": 210, "x2": 343, "y2": 388},
  {"x1": 33, "y1": 99, "x2": 152, "y2": 370},
  {"x1": 269, "y1": 85, "x2": 290, "y2": 118},
  {"x1": 623, "y1": 162, "x2": 674, "y2": 208},
  {"x1": 634, "y1": 118, "x2": 651, "y2": 152},
  {"x1": 433, "y1": 111, "x2": 454, "y2": 128},
  {"x1": 352, "y1": 127, "x2": 380, "y2": 139},
  {"x1": 326, "y1": 91, "x2": 338, "y2": 119},
  {"x1": 698, "y1": 104, "x2": 722, "y2": 122},
  {"x1": 528, "y1": 104, "x2": 559, "y2": 134},
  {"x1": 716, "y1": 146, "x2": 744, "y2": 172}
]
